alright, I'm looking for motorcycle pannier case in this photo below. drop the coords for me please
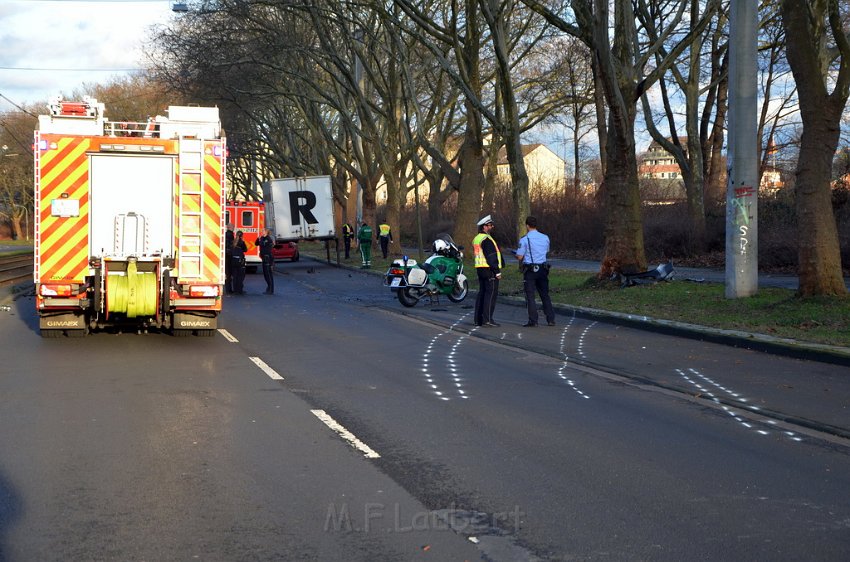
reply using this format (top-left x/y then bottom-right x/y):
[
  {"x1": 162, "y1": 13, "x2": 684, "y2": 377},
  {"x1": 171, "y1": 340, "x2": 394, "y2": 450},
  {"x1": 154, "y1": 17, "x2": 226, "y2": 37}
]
[{"x1": 407, "y1": 268, "x2": 428, "y2": 287}]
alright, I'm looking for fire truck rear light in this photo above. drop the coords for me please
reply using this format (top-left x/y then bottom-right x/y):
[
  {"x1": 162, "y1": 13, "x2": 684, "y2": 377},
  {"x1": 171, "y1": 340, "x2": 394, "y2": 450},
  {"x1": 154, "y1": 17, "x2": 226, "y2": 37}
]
[
  {"x1": 189, "y1": 285, "x2": 220, "y2": 297},
  {"x1": 40, "y1": 284, "x2": 73, "y2": 297},
  {"x1": 38, "y1": 140, "x2": 48, "y2": 150},
  {"x1": 213, "y1": 146, "x2": 222, "y2": 156}
]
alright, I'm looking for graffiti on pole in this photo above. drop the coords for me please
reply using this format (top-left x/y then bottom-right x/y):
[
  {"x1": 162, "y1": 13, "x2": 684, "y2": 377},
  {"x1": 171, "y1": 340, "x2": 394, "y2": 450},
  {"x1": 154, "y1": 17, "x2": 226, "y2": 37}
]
[{"x1": 731, "y1": 185, "x2": 755, "y2": 256}]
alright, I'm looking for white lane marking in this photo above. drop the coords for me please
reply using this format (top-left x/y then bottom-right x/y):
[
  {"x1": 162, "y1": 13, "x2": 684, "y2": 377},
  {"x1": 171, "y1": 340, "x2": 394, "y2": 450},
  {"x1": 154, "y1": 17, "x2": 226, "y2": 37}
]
[
  {"x1": 311, "y1": 409, "x2": 381, "y2": 458},
  {"x1": 250, "y1": 356, "x2": 284, "y2": 380},
  {"x1": 218, "y1": 328, "x2": 238, "y2": 342}
]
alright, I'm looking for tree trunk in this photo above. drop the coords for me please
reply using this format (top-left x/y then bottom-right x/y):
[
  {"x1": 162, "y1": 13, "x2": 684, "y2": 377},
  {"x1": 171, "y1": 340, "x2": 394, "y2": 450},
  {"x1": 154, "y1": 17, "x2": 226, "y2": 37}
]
[
  {"x1": 795, "y1": 109, "x2": 847, "y2": 296},
  {"x1": 385, "y1": 172, "x2": 402, "y2": 255},
  {"x1": 453, "y1": 0, "x2": 486, "y2": 251},
  {"x1": 781, "y1": 0, "x2": 848, "y2": 297},
  {"x1": 591, "y1": 57, "x2": 608, "y2": 179},
  {"x1": 361, "y1": 176, "x2": 378, "y2": 246},
  {"x1": 454, "y1": 98, "x2": 486, "y2": 251},
  {"x1": 573, "y1": 133, "x2": 581, "y2": 198},
  {"x1": 482, "y1": 141, "x2": 499, "y2": 214},
  {"x1": 600, "y1": 112, "x2": 645, "y2": 276},
  {"x1": 704, "y1": 75, "x2": 727, "y2": 203}
]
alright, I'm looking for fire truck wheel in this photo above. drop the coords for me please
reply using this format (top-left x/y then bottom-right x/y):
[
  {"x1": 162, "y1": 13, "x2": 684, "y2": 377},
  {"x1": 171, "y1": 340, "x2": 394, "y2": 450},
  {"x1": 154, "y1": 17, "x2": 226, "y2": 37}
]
[
  {"x1": 196, "y1": 329, "x2": 215, "y2": 337},
  {"x1": 172, "y1": 329, "x2": 192, "y2": 337},
  {"x1": 40, "y1": 329, "x2": 63, "y2": 338}
]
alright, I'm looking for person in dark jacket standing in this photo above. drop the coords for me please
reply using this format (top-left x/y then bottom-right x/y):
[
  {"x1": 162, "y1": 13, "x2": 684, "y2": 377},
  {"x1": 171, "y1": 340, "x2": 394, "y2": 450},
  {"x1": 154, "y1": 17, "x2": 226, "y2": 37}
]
[
  {"x1": 232, "y1": 230, "x2": 248, "y2": 294},
  {"x1": 256, "y1": 227, "x2": 275, "y2": 294},
  {"x1": 378, "y1": 222, "x2": 393, "y2": 258},
  {"x1": 472, "y1": 215, "x2": 503, "y2": 327},
  {"x1": 342, "y1": 222, "x2": 354, "y2": 259},
  {"x1": 224, "y1": 223, "x2": 234, "y2": 293},
  {"x1": 516, "y1": 216, "x2": 555, "y2": 326}
]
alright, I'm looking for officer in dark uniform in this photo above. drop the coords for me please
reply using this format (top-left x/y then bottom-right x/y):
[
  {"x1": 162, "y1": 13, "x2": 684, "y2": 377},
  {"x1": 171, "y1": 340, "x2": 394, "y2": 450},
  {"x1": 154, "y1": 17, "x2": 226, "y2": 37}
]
[
  {"x1": 232, "y1": 230, "x2": 248, "y2": 294},
  {"x1": 257, "y1": 227, "x2": 275, "y2": 294},
  {"x1": 342, "y1": 222, "x2": 354, "y2": 259},
  {"x1": 224, "y1": 223, "x2": 234, "y2": 293}
]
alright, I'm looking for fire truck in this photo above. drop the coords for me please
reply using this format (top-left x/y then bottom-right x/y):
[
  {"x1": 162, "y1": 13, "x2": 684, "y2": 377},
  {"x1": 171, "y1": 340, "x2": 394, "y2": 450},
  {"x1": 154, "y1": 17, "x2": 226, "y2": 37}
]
[
  {"x1": 33, "y1": 97, "x2": 227, "y2": 337},
  {"x1": 225, "y1": 200, "x2": 265, "y2": 272}
]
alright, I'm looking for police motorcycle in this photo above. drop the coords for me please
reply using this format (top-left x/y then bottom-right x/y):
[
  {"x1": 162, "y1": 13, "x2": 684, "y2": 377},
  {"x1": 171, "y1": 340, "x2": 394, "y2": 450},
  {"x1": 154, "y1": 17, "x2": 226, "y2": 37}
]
[{"x1": 384, "y1": 234, "x2": 469, "y2": 307}]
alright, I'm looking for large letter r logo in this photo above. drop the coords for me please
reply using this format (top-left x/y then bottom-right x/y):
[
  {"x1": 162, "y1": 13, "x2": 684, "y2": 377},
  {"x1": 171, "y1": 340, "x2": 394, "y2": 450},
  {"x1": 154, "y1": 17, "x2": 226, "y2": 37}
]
[{"x1": 289, "y1": 190, "x2": 318, "y2": 225}]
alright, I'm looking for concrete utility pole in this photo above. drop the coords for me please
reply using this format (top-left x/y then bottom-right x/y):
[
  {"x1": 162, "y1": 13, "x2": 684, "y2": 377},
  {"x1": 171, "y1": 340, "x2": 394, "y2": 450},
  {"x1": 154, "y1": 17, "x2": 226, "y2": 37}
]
[
  {"x1": 354, "y1": 29, "x2": 364, "y2": 225},
  {"x1": 725, "y1": 0, "x2": 759, "y2": 298}
]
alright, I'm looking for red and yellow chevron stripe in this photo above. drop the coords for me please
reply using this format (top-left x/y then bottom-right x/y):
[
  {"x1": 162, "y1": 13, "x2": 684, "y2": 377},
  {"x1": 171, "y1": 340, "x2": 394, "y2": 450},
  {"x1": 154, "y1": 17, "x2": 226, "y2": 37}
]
[
  {"x1": 36, "y1": 136, "x2": 90, "y2": 283},
  {"x1": 202, "y1": 143, "x2": 224, "y2": 282}
]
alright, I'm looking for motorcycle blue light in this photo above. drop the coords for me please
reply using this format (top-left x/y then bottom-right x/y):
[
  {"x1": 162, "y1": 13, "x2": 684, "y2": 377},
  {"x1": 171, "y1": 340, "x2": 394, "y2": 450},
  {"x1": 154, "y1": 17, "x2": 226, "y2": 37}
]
[{"x1": 403, "y1": 255, "x2": 409, "y2": 261}]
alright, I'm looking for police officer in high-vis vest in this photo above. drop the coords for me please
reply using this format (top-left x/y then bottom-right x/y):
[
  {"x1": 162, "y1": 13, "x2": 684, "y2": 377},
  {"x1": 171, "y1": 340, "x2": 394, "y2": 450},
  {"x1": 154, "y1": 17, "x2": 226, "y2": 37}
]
[
  {"x1": 378, "y1": 222, "x2": 393, "y2": 258},
  {"x1": 472, "y1": 215, "x2": 503, "y2": 327}
]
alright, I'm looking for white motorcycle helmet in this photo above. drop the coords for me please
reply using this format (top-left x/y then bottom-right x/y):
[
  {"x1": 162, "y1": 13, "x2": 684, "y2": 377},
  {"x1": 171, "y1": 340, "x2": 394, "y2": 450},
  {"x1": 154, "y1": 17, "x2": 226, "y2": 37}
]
[{"x1": 432, "y1": 239, "x2": 450, "y2": 255}]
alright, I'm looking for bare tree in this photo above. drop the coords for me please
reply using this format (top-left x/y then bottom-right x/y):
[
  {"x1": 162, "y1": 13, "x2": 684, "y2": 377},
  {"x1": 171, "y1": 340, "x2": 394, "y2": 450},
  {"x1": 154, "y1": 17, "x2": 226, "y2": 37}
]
[
  {"x1": 524, "y1": 0, "x2": 719, "y2": 275},
  {"x1": 559, "y1": 39, "x2": 597, "y2": 198},
  {"x1": 0, "y1": 108, "x2": 37, "y2": 239},
  {"x1": 756, "y1": 5, "x2": 798, "y2": 188},
  {"x1": 780, "y1": 0, "x2": 849, "y2": 296},
  {"x1": 638, "y1": 0, "x2": 724, "y2": 253}
]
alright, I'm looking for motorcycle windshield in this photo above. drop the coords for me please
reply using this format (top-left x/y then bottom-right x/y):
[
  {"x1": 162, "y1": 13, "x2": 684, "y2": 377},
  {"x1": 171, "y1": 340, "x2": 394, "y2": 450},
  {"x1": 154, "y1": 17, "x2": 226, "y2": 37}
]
[{"x1": 435, "y1": 233, "x2": 455, "y2": 246}]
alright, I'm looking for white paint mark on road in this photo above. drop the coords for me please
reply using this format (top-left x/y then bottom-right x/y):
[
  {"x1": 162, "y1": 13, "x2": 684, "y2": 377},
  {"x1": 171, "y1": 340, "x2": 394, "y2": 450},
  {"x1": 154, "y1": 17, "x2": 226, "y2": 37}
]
[
  {"x1": 419, "y1": 313, "x2": 472, "y2": 401},
  {"x1": 311, "y1": 409, "x2": 380, "y2": 458},
  {"x1": 250, "y1": 356, "x2": 284, "y2": 380},
  {"x1": 676, "y1": 368, "x2": 803, "y2": 443},
  {"x1": 556, "y1": 313, "x2": 591, "y2": 399},
  {"x1": 218, "y1": 328, "x2": 238, "y2": 342}
]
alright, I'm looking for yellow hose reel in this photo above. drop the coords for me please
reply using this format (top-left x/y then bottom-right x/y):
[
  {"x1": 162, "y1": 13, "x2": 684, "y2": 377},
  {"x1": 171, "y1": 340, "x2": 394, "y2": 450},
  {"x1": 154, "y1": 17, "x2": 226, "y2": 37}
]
[{"x1": 107, "y1": 261, "x2": 158, "y2": 318}]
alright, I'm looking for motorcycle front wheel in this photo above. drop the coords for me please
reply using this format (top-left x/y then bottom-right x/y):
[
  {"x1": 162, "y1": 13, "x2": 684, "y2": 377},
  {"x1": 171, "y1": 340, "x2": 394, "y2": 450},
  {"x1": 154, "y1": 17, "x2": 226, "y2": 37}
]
[
  {"x1": 397, "y1": 287, "x2": 418, "y2": 307},
  {"x1": 447, "y1": 279, "x2": 469, "y2": 303}
]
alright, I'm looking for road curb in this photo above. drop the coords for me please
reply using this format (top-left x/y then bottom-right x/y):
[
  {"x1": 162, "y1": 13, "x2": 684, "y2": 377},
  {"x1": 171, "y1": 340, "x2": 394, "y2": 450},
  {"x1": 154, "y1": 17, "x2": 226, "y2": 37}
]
[
  {"x1": 310, "y1": 255, "x2": 850, "y2": 366},
  {"x1": 545, "y1": 300, "x2": 850, "y2": 367}
]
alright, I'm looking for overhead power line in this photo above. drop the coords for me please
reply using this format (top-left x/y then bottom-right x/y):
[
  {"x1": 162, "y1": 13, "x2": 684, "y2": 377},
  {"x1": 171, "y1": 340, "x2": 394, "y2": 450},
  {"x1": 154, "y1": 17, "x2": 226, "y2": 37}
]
[
  {"x1": 0, "y1": 93, "x2": 38, "y2": 117},
  {"x1": 0, "y1": 67, "x2": 143, "y2": 72}
]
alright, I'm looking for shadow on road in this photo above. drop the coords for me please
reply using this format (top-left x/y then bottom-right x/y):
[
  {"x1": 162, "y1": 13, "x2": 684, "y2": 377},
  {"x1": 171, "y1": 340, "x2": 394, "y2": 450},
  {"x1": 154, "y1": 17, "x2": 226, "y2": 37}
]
[{"x1": 0, "y1": 467, "x2": 22, "y2": 562}]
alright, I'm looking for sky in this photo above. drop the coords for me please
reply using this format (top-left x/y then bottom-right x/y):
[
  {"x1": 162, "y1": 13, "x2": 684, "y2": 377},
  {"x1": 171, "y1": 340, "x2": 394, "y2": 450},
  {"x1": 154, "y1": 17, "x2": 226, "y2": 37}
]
[
  {"x1": 0, "y1": 0, "x2": 177, "y2": 111},
  {"x1": 0, "y1": 0, "x2": 613, "y2": 163}
]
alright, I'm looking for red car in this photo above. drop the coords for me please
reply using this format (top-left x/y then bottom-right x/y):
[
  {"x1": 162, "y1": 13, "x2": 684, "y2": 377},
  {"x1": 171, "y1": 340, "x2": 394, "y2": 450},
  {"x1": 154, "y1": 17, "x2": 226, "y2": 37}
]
[{"x1": 272, "y1": 240, "x2": 299, "y2": 262}]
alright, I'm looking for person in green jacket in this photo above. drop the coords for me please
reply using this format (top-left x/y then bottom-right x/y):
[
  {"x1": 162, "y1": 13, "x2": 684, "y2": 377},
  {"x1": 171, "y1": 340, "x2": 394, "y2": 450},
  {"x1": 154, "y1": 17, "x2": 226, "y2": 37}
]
[{"x1": 357, "y1": 222, "x2": 373, "y2": 268}]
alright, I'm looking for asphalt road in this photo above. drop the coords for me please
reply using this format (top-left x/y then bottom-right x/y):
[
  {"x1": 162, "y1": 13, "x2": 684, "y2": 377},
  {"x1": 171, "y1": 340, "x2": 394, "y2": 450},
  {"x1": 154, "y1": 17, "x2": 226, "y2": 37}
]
[{"x1": 1, "y1": 261, "x2": 849, "y2": 561}]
